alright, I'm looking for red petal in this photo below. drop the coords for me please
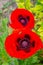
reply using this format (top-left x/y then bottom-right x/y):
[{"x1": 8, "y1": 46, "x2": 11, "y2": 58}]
[
  {"x1": 5, "y1": 29, "x2": 42, "y2": 59},
  {"x1": 9, "y1": 9, "x2": 35, "y2": 29}
]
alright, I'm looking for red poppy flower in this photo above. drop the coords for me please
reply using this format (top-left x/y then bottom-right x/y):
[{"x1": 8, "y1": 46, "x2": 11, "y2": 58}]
[
  {"x1": 9, "y1": 9, "x2": 35, "y2": 29},
  {"x1": 42, "y1": 44, "x2": 43, "y2": 48},
  {"x1": 5, "y1": 29, "x2": 42, "y2": 59}
]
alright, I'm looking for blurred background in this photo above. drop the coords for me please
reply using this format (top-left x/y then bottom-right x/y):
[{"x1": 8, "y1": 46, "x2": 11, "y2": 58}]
[{"x1": 0, "y1": 0, "x2": 43, "y2": 65}]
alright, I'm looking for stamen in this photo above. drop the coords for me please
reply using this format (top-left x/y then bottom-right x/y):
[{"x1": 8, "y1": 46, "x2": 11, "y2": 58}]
[{"x1": 21, "y1": 40, "x2": 29, "y2": 49}]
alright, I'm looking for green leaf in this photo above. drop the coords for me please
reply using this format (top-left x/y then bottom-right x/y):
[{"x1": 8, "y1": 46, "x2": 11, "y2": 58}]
[
  {"x1": 31, "y1": 56, "x2": 39, "y2": 63},
  {"x1": 2, "y1": 18, "x2": 8, "y2": 32},
  {"x1": 0, "y1": 37, "x2": 3, "y2": 49},
  {"x1": 17, "y1": 2, "x2": 25, "y2": 8},
  {"x1": 1, "y1": 32, "x2": 8, "y2": 42},
  {"x1": 38, "y1": 27, "x2": 43, "y2": 32},
  {"x1": 23, "y1": 59, "x2": 30, "y2": 65},
  {"x1": 14, "y1": 58, "x2": 19, "y2": 65},
  {"x1": 0, "y1": 10, "x2": 2, "y2": 13},
  {"x1": 24, "y1": 0, "x2": 31, "y2": 10},
  {"x1": 34, "y1": 5, "x2": 42, "y2": 12},
  {"x1": 19, "y1": 0, "x2": 24, "y2": 2},
  {"x1": 38, "y1": 0, "x2": 43, "y2": 4},
  {"x1": 2, "y1": 62, "x2": 9, "y2": 65},
  {"x1": 18, "y1": 60, "x2": 24, "y2": 65}
]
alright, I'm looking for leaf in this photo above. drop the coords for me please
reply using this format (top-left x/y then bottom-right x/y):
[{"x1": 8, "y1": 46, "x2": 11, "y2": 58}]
[
  {"x1": 24, "y1": 0, "x2": 31, "y2": 10},
  {"x1": 0, "y1": 37, "x2": 3, "y2": 49},
  {"x1": 18, "y1": 60, "x2": 24, "y2": 65},
  {"x1": 0, "y1": 10, "x2": 2, "y2": 13},
  {"x1": 1, "y1": 32, "x2": 8, "y2": 42},
  {"x1": 14, "y1": 58, "x2": 19, "y2": 65},
  {"x1": 38, "y1": 12, "x2": 43, "y2": 19},
  {"x1": 19, "y1": 0, "x2": 24, "y2": 2},
  {"x1": 34, "y1": 5, "x2": 42, "y2": 12},
  {"x1": 2, "y1": 62, "x2": 9, "y2": 65},
  {"x1": 2, "y1": 18, "x2": 8, "y2": 32},
  {"x1": 23, "y1": 59, "x2": 30, "y2": 65},
  {"x1": 38, "y1": 27, "x2": 43, "y2": 32},
  {"x1": 17, "y1": 2, "x2": 25, "y2": 8},
  {"x1": 16, "y1": 0, "x2": 20, "y2": 2},
  {"x1": 38, "y1": 0, "x2": 43, "y2": 4},
  {"x1": 31, "y1": 56, "x2": 39, "y2": 63}
]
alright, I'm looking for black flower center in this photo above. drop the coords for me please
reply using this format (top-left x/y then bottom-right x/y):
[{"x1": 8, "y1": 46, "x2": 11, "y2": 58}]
[
  {"x1": 16, "y1": 34, "x2": 35, "y2": 52},
  {"x1": 20, "y1": 39, "x2": 31, "y2": 50},
  {"x1": 18, "y1": 15, "x2": 30, "y2": 26},
  {"x1": 21, "y1": 40, "x2": 28, "y2": 48}
]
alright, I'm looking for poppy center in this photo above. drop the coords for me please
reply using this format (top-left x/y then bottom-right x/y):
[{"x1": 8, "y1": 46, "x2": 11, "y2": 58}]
[
  {"x1": 17, "y1": 34, "x2": 35, "y2": 52},
  {"x1": 18, "y1": 15, "x2": 29, "y2": 26},
  {"x1": 22, "y1": 41, "x2": 28, "y2": 48},
  {"x1": 20, "y1": 39, "x2": 30, "y2": 49}
]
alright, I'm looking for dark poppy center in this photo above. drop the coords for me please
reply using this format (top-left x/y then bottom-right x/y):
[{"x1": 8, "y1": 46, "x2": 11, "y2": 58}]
[
  {"x1": 16, "y1": 34, "x2": 35, "y2": 52},
  {"x1": 21, "y1": 40, "x2": 28, "y2": 48},
  {"x1": 20, "y1": 39, "x2": 30, "y2": 49},
  {"x1": 18, "y1": 15, "x2": 30, "y2": 26}
]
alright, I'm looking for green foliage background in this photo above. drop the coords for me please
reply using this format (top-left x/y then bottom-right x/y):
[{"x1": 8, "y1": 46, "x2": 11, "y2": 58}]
[{"x1": 0, "y1": 0, "x2": 43, "y2": 65}]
